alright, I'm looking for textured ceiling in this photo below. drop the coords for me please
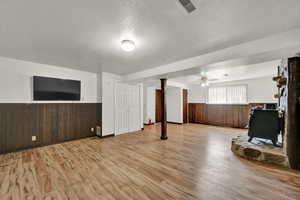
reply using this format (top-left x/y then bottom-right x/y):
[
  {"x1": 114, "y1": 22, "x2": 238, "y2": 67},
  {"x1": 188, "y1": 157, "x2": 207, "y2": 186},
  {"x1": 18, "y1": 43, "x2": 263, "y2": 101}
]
[
  {"x1": 0, "y1": 0, "x2": 300, "y2": 74},
  {"x1": 169, "y1": 60, "x2": 280, "y2": 85}
]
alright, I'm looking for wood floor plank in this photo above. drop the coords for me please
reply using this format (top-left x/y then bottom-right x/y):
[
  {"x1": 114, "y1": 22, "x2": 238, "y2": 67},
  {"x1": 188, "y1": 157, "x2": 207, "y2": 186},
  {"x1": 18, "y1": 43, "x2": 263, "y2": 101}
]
[{"x1": 1, "y1": 124, "x2": 300, "y2": 199}]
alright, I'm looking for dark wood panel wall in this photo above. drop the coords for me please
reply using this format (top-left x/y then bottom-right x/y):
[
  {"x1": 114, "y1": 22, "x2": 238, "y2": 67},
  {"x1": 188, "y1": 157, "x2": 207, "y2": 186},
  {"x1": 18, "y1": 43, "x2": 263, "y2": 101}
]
[
  {"x1": 0, "y1": 103, "x2": 101, "y2": 154},
  {"x1": 189, "y1": 103, "x2": 274, "y2": 128}
]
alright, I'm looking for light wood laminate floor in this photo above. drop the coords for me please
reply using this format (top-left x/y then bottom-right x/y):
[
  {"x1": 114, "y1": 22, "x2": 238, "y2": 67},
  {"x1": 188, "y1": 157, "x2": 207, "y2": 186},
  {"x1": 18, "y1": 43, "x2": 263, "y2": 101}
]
[{"x1": 1, "y1": 124, "x2": 300, "y2": 200}]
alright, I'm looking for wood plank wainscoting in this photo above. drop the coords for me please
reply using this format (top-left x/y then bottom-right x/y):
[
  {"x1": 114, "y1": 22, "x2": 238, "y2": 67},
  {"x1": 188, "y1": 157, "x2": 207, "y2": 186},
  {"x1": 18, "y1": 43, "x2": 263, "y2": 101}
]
[
  {"x1": 189, "y1": 103, "x2": 273, "y2": 128},
  {"x1": 0, "y1": 103, "x2": 101, "y2": 154}
]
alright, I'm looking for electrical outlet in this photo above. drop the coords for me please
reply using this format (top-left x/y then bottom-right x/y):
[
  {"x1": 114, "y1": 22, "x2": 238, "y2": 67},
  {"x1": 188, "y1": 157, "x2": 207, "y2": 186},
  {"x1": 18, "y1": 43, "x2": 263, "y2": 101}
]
[
  {"x1": 32, "y1": 136, "x2": 37, "y2": 141},
  {"x1": 91, "y1": 127, "x2": 94, "y2": 132}
]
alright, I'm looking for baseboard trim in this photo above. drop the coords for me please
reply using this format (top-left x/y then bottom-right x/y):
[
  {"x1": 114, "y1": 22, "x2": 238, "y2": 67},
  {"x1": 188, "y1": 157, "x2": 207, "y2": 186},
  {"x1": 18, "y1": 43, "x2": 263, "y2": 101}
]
[
  {"x1": 144, "y1": 123, "x2": 155, "y2": 125},
  {"x1": 167, "y1": 121, "x2": 183, "y2": 125},
  {"x1": 100, "y1": 134, "x2": 115, "y2": 138}
]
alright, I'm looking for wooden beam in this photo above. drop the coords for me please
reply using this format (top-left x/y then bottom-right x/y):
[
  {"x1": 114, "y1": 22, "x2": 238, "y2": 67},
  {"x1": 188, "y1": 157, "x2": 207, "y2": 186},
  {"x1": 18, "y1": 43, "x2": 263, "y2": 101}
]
[
  {"x1": 160, "y1": 79, "x2": 168, "y2": 140},
  {"x1": 287, "y1": 57, "x2": 300, "y2": 170}
]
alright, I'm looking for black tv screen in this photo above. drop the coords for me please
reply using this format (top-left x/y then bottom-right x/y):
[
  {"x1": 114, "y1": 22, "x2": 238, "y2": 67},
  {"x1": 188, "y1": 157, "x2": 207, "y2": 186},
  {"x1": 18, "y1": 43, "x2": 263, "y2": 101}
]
[{"x1": 33, "y1": 76, "x2": 81, "y2": 101}]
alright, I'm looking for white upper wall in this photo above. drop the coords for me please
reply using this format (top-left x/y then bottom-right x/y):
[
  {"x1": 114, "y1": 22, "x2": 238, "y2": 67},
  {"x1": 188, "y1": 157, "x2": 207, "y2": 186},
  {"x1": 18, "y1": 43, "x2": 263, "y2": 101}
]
[
  {"x1": 188, "y1": 85, "x2": 207, "y2": 103},
  {"x1": 212, "y1": 77, "x2": 277, "y2": 103},
  {"x1": 0, "y1": 56, "x2": 99, "y2": 103},
  {"x1": 188, "y1": 76, "x2": 277, "y2": 104},
  {"x1": 143, "y1": 87, "x2": 156, "y2": 124},
  {"x1": 166, "y1": 87, "x2": 183, "y2": 123}
]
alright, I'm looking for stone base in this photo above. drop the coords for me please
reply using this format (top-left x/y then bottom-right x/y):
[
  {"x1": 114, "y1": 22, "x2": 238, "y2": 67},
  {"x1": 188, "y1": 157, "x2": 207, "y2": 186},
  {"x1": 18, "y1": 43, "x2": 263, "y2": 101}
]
[{"x1": 231, "y1": 134, "x2": 289, "y2": 168}]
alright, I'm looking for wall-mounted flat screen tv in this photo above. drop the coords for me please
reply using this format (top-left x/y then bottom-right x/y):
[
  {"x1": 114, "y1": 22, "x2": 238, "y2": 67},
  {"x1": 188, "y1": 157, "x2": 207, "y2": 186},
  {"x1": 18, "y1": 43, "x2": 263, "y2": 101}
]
[{"x1": 33, "y1": 76, "x2": 81, "y2": 101}]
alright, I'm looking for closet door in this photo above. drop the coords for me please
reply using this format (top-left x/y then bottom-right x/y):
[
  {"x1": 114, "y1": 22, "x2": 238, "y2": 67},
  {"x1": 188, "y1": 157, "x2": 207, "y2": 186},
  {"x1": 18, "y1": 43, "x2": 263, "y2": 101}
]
[
  {"x1": 128, "y1": 85, "x2": 141, "y2": 132},
  {"x1": 115, "y1": 83, "x2": 129, "y2": 135},
  {"x1": 102, "y1": 78, "x2": 115, "y2": 136}
]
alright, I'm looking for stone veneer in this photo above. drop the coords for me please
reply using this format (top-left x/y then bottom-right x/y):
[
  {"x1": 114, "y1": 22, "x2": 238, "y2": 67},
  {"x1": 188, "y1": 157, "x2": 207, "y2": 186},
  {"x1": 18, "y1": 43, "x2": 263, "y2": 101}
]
[{"x1": 231, "y1": 134, "x2": 289, "y2": 168}]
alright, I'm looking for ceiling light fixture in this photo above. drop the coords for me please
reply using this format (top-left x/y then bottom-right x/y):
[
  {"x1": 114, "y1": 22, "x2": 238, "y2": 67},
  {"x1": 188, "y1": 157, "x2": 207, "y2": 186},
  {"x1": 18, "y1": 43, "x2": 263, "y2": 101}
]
[
  {"x1": 121, "y1": 40, "x2": 136, "y2": 52},
  {"x1": 200, "y1": 76, "x2": 209, "y2": 87}
]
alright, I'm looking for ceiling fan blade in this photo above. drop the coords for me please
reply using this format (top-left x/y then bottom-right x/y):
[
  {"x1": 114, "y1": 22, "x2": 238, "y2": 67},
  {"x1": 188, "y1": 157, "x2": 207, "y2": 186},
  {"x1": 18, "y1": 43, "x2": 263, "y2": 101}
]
[{"x1": 208, "y1": 78, "x2": 219, "y2": 81}]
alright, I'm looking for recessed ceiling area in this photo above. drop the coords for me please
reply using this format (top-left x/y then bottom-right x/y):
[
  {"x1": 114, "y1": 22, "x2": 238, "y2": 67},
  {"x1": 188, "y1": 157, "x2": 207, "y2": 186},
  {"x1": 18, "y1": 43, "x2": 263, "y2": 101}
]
[
  {"x1": 141, "y1": 59, "x2": 281, "y2": 88},
  {"x1": 0, "y1": 0, "x2": 300, "y2": 75},
  {"x1": 169, "y1": 59, "x2": 280, "y2": 85}
]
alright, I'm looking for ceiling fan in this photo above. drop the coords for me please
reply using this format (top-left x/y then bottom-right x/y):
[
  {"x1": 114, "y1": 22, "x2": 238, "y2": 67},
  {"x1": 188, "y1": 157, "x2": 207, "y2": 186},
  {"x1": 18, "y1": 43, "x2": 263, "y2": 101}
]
[{"x1": 199, "y1": 73, "x2": 219, "y2": 87}]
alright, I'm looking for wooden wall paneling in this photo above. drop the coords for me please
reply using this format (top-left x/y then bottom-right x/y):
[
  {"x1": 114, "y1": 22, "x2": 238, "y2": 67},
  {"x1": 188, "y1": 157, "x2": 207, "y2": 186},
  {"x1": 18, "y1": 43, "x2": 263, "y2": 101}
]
[
  {"x1": 0, "y1": 106, "x2": 3, "y2": 154},
  {"x1": 236, "y1": 105, "x2": 245, "y2": 128},
  {"x1": 189, "y1": 103, "x2": 196, "y2": 123},
  {"x1": 5, "y1": 104, "x2": 19, "y2": 152},
  {"x1": 190, "y1": 103, "x2": 196, "y2": 123},
  {"x1": 223, "y1": 105, "x2": 229, "y2": 127},
  {"x1": 3, "y1": 104, "x2": 35, "y2": 153},
  {"x1": 26, "y1": 104, "x2": 38, "y2": 149},
  {"x1": 225, "y1": 105, "x2": 242, "y2": 128},
  {"x1": 188, "y1": 103, "x2": 194, "y2": 122},
  {"x1": 79, "y1": 103, "x2": 97, "y2": 138},
  {"x1": 224, "y1": 105, "x2": 232, "y2": 127},
  {"x1": 220, "y1": 105, "x2": 227, "y2": 126},
  {"x1": 57, "y1": 103, "x2": 100, "y2": 142},
  {"x1": 231, "y1": 105, "x2": 239, "y2": 127},
  {"x1": 58, "y1": 104, "x2": 81, "y2": 142},
  {"x1": 57, "y1": 104, "x2": 71, "y2": 142},
  {"x1": 0, "y1": 104, "x2": 8, "y2": 154},
  {"x1": 97, "y1": 103, "x2": 102, "y2": 126},
  {"x1": 235, "y1": 105, "x2": 242, "y2": 128},
  {"x1": 194, "y1": 103, "x2": 201, "y2": 123},
  {"x1": 78, "y1": 104, "x2": 88, "y2": 139},
  {"x1": 206, "y1": 104, "x2": 223, "y2": 127},
  {"x1": 0, "y1": 103, "x2": 101, "y2": 154},
  {"x1": 235, "y1": 105, "x2": 241, "y2": 127},
  {"x1": 188, "y1": 103, "x2": 273, "y2": 128},
  {"x1": 198, "y1": 103, "x2": 207, "y2": 123},
  {"x1": 73, "y1": 104, "x2": 83, "y2": 140},
  {"x1": 35, "y1": 104, "x2": 58, "y2": 147},
  {"x1": 207, "y1": 104, "x2": 216, "y2": 126},
  {"x1": 18, "y1": 104, "x2": 34, "y2": 151},
  {"x1": 188, "y1": 103, "x2": 207, "y2": 124},
  {"x1": 240, "y1": 105, "x2": 250, "y2": 128}
]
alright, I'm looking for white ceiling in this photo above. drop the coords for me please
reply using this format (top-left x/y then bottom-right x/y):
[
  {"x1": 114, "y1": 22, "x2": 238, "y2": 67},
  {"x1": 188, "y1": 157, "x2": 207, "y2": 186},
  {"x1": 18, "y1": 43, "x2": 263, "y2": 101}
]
[
  {"x1": 169, "y1": 60, "x2": 280, "y2": 85},
  {"x1": 1, "y1": 0, "x2": 300, "y2": 74}
]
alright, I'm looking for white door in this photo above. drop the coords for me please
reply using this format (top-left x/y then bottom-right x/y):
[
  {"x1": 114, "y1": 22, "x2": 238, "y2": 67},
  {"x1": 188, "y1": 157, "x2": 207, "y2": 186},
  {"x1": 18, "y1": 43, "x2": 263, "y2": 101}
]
[
  {"x1": 115, "y1": 83, "x2": 141, "y2": 135},
  {"x1": 128, "y1": 85, "x2": 141, "y2": 132},
  {"x1": 115, "y1": 83, "x2": 129, "y2": 135}
]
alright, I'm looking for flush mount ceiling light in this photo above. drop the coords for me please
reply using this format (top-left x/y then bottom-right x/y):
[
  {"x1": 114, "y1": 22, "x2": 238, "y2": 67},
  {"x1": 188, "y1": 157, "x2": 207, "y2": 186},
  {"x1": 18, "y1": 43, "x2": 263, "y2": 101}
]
[{"x1": 121, "y1": 40, "x2": 136, "y2": 52}]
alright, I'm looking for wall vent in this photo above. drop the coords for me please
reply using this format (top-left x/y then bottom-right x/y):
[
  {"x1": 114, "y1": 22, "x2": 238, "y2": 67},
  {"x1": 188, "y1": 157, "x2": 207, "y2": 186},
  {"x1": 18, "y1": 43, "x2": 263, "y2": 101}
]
[{"x1": 179, "y1": 0, "x2": 196, "y2": 13}]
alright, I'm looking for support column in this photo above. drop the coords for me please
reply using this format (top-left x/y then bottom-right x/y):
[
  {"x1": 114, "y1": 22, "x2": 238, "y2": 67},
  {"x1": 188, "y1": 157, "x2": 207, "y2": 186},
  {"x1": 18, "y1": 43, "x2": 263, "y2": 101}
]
[
  {"x1": 160, "y1": 78, "x2": 168, "y2": 140},
  {"x1": 287, "y1": 57, "x2": 300, "y2": 170}
]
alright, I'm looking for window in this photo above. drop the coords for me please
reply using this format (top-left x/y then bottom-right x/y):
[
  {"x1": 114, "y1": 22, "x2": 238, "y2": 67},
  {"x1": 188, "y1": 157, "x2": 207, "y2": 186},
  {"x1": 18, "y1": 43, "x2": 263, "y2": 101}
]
[{"x1": 208, "y1": 85, "x2": 247, "y2": 104}]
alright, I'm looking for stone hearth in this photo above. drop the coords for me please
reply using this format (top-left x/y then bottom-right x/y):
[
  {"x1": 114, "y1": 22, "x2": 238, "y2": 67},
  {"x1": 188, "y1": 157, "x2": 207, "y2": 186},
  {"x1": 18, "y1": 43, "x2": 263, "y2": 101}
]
[{"x1": 231, "y1": 134, "x2": 289, "y2": 168}]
